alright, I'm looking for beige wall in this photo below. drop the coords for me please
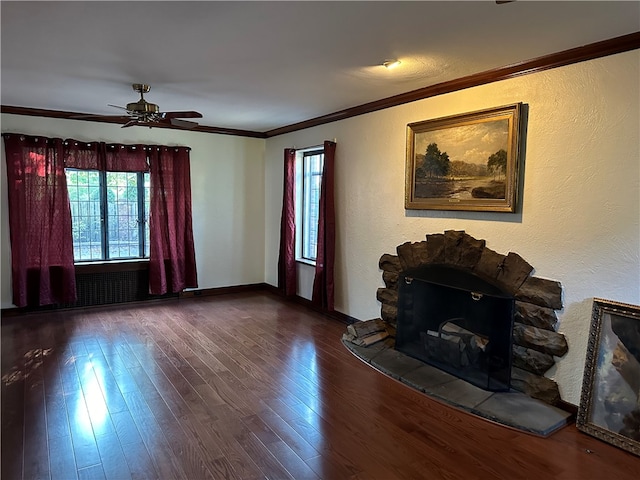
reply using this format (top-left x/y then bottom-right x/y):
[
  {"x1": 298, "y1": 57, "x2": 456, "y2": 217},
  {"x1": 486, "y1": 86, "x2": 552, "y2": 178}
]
[
  {"x1": 0, "y1": 115, "x2": 266, "y2": 308},
  {"x1": 264, "y1": 49, "x2": 640, "y2": 405}
]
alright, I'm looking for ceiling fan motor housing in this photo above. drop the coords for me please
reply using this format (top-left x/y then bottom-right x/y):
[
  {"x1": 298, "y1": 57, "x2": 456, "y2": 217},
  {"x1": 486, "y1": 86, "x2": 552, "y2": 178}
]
[
  {"x1": 126, "y1": 84, "x2": 159, "y2": 118},
  {"x1": 126, "y1": 100, "x2": 159, "y2": 114}
]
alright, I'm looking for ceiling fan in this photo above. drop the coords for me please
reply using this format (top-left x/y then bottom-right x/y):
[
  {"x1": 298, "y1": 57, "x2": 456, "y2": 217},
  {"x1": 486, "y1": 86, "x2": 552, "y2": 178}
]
[{"x1": 76, "y1": 83, "x2": 203, "y2": 129}]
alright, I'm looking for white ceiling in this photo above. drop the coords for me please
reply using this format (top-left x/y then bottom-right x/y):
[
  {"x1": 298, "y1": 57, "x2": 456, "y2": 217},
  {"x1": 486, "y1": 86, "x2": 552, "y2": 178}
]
[{"x1": 2, "y1": 1, "x2": 639, "y2": 134}]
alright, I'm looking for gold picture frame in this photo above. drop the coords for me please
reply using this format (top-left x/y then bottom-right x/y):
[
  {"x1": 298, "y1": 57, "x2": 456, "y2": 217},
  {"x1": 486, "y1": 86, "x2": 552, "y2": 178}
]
[
  {"x1": 405, "y1": 103, "x2": 523, "y2": 212},
  {"x1": 576, "y1": 298, "x2": 640, "y2": 457}
]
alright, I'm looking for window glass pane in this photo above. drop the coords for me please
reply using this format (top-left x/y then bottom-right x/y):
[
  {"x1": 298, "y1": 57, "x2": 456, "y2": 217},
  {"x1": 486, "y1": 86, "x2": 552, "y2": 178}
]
[
  {"x1": 301, "y1": 152, "x2": 324, "y2": 261},
  {"x1": 107, "y1": 172, "x2": 140, "y2": 258},
  {"x1": 66, "y1": 169, "x2": 102, "y2": 261},
  {"x1": 144, "y1": 172, "x2": 150, "y2": 257},
  {"x1": 66, "y1": 169, "x2": 149, "y2": 262}
]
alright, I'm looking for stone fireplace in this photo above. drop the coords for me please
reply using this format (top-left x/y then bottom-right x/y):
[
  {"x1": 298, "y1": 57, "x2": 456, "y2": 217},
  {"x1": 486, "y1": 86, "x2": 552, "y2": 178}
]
[{"x1": 378, "y1": 230, "x2": 568, "y2": 405}]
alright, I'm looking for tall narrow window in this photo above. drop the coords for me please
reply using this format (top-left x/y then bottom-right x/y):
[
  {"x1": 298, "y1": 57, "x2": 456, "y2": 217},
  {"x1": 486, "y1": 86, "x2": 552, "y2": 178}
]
[
  {"x1": 296, "y1": 148, "x2": 324, "y2": 263},
  {"x1": 66, "y1": 169, "x2": 150, "y2": 261}
]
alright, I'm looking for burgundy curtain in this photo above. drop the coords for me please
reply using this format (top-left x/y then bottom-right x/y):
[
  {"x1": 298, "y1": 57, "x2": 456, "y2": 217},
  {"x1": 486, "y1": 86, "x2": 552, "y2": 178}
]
[
  {"x1": 65, "y1": 140, "x2": 148, "y2": 172},
  {"x1": 2, "y1": 134, "x2": 77, "y2": 307},
  {"x1": 148, "y1": 146, "x2": 198, "y2": 295},
  {"x1": 104, "y1": 143, "x2": 148, "y2": 171},
  {"x1": 312, "y1": 141, "x2": 336, "y2": 311},
  {"x1": 277, "y1": 148, "x2": 297, "y2": 296}
]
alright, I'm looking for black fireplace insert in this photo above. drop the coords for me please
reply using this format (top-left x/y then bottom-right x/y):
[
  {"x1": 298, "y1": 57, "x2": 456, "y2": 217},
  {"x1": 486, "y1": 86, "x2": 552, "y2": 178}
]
[{"x1": 395, "y1": 265, "x2": 515, "y2": 392}]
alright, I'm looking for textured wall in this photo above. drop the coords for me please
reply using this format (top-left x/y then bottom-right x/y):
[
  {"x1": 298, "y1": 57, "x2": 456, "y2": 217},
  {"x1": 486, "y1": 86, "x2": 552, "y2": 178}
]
[
  {"x1": 264, "y1": 50, "x2": 640, "y2": 405},
  {"x1": 1, "y1": 115, "x2": 266, "y2": 307}
]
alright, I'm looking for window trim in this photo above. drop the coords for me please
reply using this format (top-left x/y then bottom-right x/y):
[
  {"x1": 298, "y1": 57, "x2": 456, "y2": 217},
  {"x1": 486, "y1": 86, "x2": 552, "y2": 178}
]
[{"x1": 295, "y1": 146, "x2": 324, "y2": 265}]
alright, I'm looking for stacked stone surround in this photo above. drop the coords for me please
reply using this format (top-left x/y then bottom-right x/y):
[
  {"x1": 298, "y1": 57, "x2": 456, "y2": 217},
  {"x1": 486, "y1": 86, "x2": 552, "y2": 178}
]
[{"x1": 377, "y1": 230, "x2": 568, "y2": 405}]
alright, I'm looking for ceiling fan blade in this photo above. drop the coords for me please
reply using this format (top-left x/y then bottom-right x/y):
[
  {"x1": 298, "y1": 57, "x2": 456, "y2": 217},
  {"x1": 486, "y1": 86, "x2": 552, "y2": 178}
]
[
  {"x1": 108, "y1": 104, "x2": 129, "y2": 111},
  {"x1": 161, "y1": 110, "x2": 203, "y2": 119},
  {"x1": 121, "y1": 120, "x2": 143, "y2": 128},
  {"x1": 73, "y1": 85, "x2": 200, "y2": 129},
  {"x1": 70, "y1": 114, "x2": 133, "y2": 124},
  {"x1": 70, "y1": 113, "x2": 117, "y2": 119},
  {"x1": 168, "y1": 118, "x2": 199, "y2": 129}
]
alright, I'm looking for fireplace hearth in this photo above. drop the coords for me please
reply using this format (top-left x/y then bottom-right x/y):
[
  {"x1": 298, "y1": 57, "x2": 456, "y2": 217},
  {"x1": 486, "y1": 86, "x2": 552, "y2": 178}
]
[{"x1": 377, "y1": 230, "x2": 569, "y2": 405}]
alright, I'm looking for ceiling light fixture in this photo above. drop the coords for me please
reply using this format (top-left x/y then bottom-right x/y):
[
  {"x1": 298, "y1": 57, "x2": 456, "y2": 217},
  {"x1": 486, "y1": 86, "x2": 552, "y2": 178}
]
[{"x1": 383, "y1": 60, "x2": 401, "y2": 70}]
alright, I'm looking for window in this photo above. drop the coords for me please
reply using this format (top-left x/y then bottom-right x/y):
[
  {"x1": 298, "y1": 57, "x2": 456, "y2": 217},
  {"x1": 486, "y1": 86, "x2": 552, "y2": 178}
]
[
  {"x1": 295, "y1": 148, "x2": 324, "y2": 263},
  {"x1": 66, "y1": 169, "x2": 150, "y2": 262}
]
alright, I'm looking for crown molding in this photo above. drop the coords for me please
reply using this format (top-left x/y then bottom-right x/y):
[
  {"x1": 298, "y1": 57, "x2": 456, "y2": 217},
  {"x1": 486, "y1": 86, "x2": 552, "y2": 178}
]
[
  {"x1": 0, "y1": 105, "x2": 267, "y2": 138},
  {"x1": 265, "y1": 31, "x2": 640, "y2": 137}
]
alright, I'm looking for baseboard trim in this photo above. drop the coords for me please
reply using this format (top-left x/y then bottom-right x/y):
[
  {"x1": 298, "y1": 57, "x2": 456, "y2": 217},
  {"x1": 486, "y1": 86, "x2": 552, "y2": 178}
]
[
  {"x1": 179, "y1": 283, "x2": 268, "y2": 298},
  {"x1": 1, "y1": 282, "x2": 360, "y2": 326},
  {"x1": 0, "y1": 294, "x2": 178, "y2": 321},
  {"x1": 556, "y1": 400, "x2": 578, "y2": 419},
  {"x1": 0, "y1": 283, "x2": 268, "y2": 319},
  {"x1": 263, "y1": 284, "x2": 358, "y2": 325}
]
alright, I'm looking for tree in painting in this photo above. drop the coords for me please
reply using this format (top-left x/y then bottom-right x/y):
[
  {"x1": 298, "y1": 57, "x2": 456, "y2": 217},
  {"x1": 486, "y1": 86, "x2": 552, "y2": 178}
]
[
  {"x1": 487, "y1": 149, "x2": 507, "y2": 180},
  {"x1": 422, "y1": 143, "x2": 450, "y2": 178}
]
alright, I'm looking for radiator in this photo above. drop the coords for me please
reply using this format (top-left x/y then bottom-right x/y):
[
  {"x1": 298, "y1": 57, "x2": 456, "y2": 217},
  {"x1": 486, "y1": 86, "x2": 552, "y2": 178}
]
[{"x1": 69, "y1": 268, "x2": 150, "y2": 308}]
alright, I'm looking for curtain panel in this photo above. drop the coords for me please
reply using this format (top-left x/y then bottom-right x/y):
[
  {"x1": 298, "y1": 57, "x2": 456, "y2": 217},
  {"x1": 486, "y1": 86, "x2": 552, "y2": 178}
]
[
  {"x1": 2, "y1": 134, "x2": 77, "y2": 307},
  {"x1": 277, "y1": 148, "x2": 297, "y2": 296},
  {"x1": 3, "y1": 133, "x2": 198, "y2": 307},
  {"x1": 148, "y1": 146, "x2": 198, "y2": 295},
  {"x1": 64, "y1": 140, "x2": 149, "y2": 172},
  {"x1": 312, "y1": 141, "x2": 336, "y2": 311}
]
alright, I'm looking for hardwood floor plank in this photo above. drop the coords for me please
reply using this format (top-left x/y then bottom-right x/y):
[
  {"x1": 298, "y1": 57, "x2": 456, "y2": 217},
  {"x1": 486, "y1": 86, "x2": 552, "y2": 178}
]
[
  {"x1": 94, "y1": 433, "x2": 133, "y2": 480},
  {"x1": 1, "y1": 381, "x2": 25, "y2": 480},
  {"x1": 253, "y1": 402, "x2": 322, "y2": 461},
  {"x1": 23, "y1": 369, "x2": 50, "y2": 480},
  {"x1": 77, "y1": 463, "x2": 106, "y2": 480},
  {"x1": 153, "y1": 316, "x2": 256, "y2": 416},
  {"x1": 63, "y1": 367, "x2": 102, "y2": 472},
  {"x1": 264, "y1": 439, "x2": 321, "y2": 480},
  {"x1": 120, "y1": 389, "x2": 155, "y2": 420},
  {"x1": 3, "y1": 291, "x2": 639, "y2": 480},
  {"x1": 264, "y1": 397, "x2": 326, "y2": 452},
  {"x1": 49, "y1": 433, "x2": 79, "y2": 480},
  {"x1": 131, "y1": 413, "x2": 189, "y2": 479},
  {"x1": 59, "y1": 355, "x2": 82, "y2": 396},
  {"x1": 241, "y1": 413, "x2": 284, "y2": 445},
  {"x1": 284, "y1": 397, "x2": 411, "y2": 480},
  {"x1": 107, "y1": 359, "x2": 140, "y2": 395},
  {"x1": 85, "y1": 353, "x2": 130, "y2": 414},
  {"x1": 76, "y1": 361, "x2": 117, "y2": 439},
  {"x1": 45, "y1": 393, "x2": 71, "y2": 442},
  {"x1": 305, "y1": 453, "x2": 363, "y2": 480},
  {"x1": 120, "y1": 441, "x2": 160, "y2": 480},
  {"x1": 110, "y1": 410, "x2": 144, "y2": 446},
  {"x1": 154, "y1": 413, "x2": 218, "y2": 480},
  {"x1": 204, "y1": 415, "x2": 273, "y2": 480},
  {"x1": 232, "y1": 425, "x2": 295, "y2": 480},
  {"x1": 132, "y1": 361, "x2": 253, "y2": 479}
]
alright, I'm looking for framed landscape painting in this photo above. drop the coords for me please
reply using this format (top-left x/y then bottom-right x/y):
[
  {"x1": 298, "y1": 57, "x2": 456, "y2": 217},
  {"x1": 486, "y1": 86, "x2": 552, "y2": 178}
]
[
  {"x1": 577, "y1": 298, "x2": 640, "y2": 457},
  {"x1": 405, "y1": 103, "x2": 523, "y2": 212}
]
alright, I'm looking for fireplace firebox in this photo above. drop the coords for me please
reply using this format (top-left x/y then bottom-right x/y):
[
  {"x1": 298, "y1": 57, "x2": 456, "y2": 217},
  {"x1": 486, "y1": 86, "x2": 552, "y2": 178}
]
[{"x1": 396, "y1": 265, "x2": 515, "y2": 392}]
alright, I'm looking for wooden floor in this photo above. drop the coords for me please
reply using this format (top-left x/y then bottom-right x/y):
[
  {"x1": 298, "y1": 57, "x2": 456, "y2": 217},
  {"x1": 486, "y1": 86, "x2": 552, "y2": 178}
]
[{"x1": 2, "y1": 291, "x2": 639, "y2": 480}]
